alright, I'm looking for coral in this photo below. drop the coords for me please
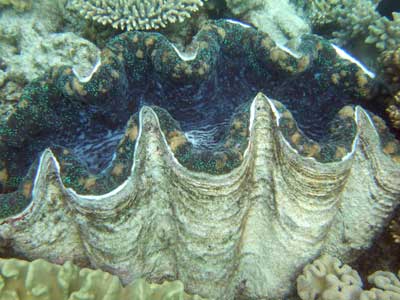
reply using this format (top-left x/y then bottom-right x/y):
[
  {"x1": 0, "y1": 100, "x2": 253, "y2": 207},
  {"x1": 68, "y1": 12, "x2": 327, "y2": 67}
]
[
  {"x1": 306, "y1": 0, "x2": 380, "y2": 42},
  {"x1": 304, "y1": 0, "x2": 400, "y2": 67},
  {"x1": 298, "y1": 255, "x2": 400, "y2": 300},
  {"x1": 225, "y1": 0, "x2": 264, "y2": 15},
  {"x1": 390, "y1": 213, "x2": 400, "y2": 243},
  {"x1": 361, "y1": 271, "x2": 400, "y2": 300},
  {"x1": 0, "y1": 0, "x2": 31, "y2": 10},
  {"x1": 0, "y1": 20, "x2": 399, "y2": 299},
  {"x1": 0, "y1": 0, "x2": 99, "y2": 83},
  {"x1": 225, "y1": 0, "x2": 311, "y2": 44},
  {"x1": 382, "y1": 45, "x2": 400, "y2": 129},
  {"x1": 386, "y1": 99, "x2": 400, "y2": 129},
  {"x1": 0, "y1": 257, "x2": 204, "y2": 299},
  {"x1": 0, "y1": 0, "x2": 100, "y2": 123},
  {"x1": 69, "y1": 0, "x2": 206, "y2": 30},
  {"x1": 0, "y1": 31, "x2": 100, "y2": 83},
  {"x1": 304, "y1": 1, "x2": 400, "y2": 134},
  {"x1": 380, "y1": 46, "x2": 400, "y2": 91},
  {"x1": 297, "y1": 254, "x2": 363, "y2": 300},
  {"x1": 366, "y1": 12, "x2": 400, "y2": 51},
  {"x1": 381, "y1": 44, "x2": 400, "y2": 129}
]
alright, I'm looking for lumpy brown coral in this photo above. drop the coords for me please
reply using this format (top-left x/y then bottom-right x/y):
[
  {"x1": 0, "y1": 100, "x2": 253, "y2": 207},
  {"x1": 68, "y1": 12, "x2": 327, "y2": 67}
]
[
  {"x1": 386, "y1": 100, "x2": 400, "y2": 130},
  {"x1": 390, "y1": 214, "x2": 400, "y2": 243}
]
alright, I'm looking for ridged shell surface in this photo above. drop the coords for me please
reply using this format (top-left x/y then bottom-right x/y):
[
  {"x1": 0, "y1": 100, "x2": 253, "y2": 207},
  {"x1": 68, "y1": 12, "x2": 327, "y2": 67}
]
[{"x1": 0, "y1": 93, "x2": 399, "y2": 300}]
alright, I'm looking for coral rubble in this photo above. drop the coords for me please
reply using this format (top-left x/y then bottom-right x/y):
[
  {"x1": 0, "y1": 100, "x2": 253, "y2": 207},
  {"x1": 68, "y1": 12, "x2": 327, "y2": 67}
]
[{"x1": 0, "y1": 20, "x2": 399, "y2": 300}]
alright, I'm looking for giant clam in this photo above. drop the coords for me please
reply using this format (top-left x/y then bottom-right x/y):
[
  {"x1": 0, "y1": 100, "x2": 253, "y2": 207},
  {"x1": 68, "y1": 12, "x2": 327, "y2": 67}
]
[{"x1": 0, "y1": 20, "x2": 399, "y2": 299}]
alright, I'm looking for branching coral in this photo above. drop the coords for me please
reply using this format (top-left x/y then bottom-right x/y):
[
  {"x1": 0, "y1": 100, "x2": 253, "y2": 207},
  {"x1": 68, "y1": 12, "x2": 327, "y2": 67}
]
[
  {"x1": 304, "y1": 1, "x2": 400, "y2": 132},
  {"x1": 307, "y1": 0, "x2": 380, "y2": 42},
  {"x1": 69, "y1": 0, "x2": 206, "y2": 30},
  {"x1": 367, "y1": 12, "x2": 400, "y2": 51},
  {"x1": 305, "y1": 0, "x2": 400, "y2": 56},
  {"x1": 0, "y1": 257, "x2": 204, "y2": 300},
  {"x1": 381, "y1": 46, "x2": 400, "y2": 90},
  {"x1": 381, "y1": 47, "x2": 400, "y2": 129}
]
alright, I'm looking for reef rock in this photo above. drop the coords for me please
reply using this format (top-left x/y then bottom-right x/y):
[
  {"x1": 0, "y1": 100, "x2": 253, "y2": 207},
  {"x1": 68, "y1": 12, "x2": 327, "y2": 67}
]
[{"x1": 0, "y1": 0, "x2": 99, "y2": 84}]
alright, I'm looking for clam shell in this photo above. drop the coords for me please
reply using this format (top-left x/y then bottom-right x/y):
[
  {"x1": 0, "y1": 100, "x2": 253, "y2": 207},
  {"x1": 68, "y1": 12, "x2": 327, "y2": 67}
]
[{"x1": 0, "y1": 93, "x2": 399, "y2": 299}]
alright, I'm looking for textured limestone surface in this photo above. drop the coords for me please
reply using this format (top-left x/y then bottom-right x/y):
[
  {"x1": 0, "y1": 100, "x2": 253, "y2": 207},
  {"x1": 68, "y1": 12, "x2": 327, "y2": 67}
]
[
  {"x1": 0, "y1": 94, "x2": 399, "y2": 299},
  {"x1": 0, "y1": 0, "x2": 100, "y2": 120},
  {"x1": 0, "y1": 0, "x2": 99, "y2": 83}
]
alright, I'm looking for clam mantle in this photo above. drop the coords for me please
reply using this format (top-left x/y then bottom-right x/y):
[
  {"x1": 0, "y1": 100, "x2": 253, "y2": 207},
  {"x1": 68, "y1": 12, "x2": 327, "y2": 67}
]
[{"x1": 0, "y1": 93, "x2": 399, "y2": 299}]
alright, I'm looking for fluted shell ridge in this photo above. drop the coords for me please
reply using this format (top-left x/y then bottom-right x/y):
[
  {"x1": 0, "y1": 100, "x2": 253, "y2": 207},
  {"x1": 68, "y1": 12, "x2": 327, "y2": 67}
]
[
  {"x1": 0, "y1": 93, "x2": 399, "y2": 299},
  {"x1": 0, "y1": 19, "x2": 385, "y2": 201}
]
